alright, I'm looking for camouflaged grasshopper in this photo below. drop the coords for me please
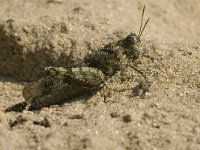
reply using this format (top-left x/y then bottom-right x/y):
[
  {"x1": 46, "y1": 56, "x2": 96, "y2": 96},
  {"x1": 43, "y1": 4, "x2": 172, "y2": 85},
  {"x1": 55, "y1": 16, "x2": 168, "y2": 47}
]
[{"x1": 5, "y1": 6, "x2": 150, "y2": 112}]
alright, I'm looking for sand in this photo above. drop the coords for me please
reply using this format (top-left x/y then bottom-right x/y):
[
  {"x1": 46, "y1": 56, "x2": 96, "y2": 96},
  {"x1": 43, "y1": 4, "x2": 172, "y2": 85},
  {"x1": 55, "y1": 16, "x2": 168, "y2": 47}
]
[{"x1": 0, "y1": 0, "x2": 200, "y2": 149}]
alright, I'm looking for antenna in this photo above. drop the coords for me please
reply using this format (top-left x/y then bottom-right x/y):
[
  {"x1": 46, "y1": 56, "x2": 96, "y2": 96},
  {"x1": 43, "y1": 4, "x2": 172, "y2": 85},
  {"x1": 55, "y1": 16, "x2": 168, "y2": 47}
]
[
  {"x1": 138, "y1": 5, "x2": 146, "y2": 35},
  {"x1": 139, "y1": 18, "x2": 149, "y2": 37},
  {"x1": 138, "y1": 5, "x2": 150, "y2": 37}
]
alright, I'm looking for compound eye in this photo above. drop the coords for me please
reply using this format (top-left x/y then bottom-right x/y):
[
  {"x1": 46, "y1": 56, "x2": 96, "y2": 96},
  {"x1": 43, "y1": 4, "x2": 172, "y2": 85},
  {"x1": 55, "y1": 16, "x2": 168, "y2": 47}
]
[
  {"x1": 133, "y1": 36, "x2": 139, "y2": 43},
  {"x1": 45, "y1": 67, "x2": 61, "y2": 76},
  {"x1": 136, "y1": 36, "x2": 141, "y2": 43}
]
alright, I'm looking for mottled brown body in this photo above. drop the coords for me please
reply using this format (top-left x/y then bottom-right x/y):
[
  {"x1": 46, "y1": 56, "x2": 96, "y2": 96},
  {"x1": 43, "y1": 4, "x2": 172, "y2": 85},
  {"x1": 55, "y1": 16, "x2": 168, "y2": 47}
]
[
  {"x1": 5, "y1": 5, "x2": 150, "y2": 112},
  {"x1": 5, "y1": 33, "x2": 142, "y2": 112}
]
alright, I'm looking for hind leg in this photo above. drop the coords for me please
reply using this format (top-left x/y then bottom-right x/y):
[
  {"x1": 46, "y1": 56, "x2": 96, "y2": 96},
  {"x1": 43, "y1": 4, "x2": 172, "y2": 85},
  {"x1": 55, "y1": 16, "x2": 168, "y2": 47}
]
[{"x1": 28, "y1": 93, "x2": 66, "y2": 110}]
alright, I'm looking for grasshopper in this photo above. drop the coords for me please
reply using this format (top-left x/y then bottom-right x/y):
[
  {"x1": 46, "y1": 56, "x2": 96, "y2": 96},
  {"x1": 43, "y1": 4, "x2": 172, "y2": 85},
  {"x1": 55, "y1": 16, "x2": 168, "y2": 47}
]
[{"x1": 5, "y1": 6, "x2": 150, "y2": 112}]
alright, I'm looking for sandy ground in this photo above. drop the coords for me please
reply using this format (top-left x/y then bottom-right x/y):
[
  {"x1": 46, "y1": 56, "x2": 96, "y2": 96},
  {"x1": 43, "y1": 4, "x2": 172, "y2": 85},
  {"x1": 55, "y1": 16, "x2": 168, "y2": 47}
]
[{"x1": 0, "y1": 0, "x2": 200, "y2": 149}]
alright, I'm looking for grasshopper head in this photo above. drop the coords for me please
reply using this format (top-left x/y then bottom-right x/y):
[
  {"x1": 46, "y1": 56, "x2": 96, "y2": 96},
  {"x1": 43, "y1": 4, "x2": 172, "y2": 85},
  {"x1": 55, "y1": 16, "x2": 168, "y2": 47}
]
[
  {"x1": 122, "y1": 5, "x2": 149, "y2": 60},
  {"x1": 122, "y1": 33, "x2": 141, "y2": 60}
]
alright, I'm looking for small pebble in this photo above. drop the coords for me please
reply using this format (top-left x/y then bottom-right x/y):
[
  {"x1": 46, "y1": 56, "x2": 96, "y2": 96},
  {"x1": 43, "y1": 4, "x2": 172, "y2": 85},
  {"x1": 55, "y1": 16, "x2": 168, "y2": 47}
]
[
  {"x1": 33, "y1": 117, "x2": 51, "y2": 128},
  {"x1": 9, "y1": 115, "x2": 27, "y2": 128},
  {"x1": 110, "y1": 112, "x2": 120, "y2": 118},
  {"x1": 69, "y1": 114, "x2": 84, "y2": 119},
  {"x1": 122, "y1": 114, "x2": 132, "y2": 123}
]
